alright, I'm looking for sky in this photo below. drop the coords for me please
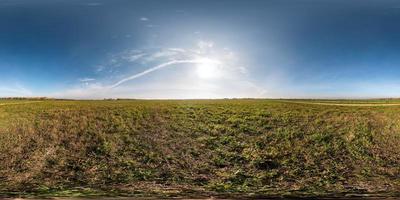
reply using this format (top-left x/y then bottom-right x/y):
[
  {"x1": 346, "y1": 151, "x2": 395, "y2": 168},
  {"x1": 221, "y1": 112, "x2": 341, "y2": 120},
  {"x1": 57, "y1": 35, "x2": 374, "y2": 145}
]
[{"x1": 1, "y1": 0, "x2": 400, "y2": 99}]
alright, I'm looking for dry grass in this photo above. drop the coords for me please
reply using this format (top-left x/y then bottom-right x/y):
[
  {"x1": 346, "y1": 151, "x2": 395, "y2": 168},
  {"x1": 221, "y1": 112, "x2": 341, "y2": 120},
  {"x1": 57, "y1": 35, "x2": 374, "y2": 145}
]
[{"x1": 0, "y1": 99, "x2": 399, "y2": 198}]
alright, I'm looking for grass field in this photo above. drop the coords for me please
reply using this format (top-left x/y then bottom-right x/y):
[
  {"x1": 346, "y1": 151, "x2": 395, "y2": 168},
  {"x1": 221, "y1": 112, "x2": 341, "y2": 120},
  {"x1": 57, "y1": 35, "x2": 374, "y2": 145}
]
[{"x1": 0, "y1": 99, "x2": 399, "y2": 198}]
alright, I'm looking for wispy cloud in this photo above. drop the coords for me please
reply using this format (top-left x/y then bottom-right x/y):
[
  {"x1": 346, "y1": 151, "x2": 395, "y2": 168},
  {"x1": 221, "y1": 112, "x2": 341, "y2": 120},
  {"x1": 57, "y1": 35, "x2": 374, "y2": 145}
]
[
  {"x1": 79, "y1": 78, "x2": 96, "y2": 82},
  {"x1": 140, "y1": 17, "x2": 149, "y2": 21},
  {"x1": 124, "y1": 53, "x2": 146, "y2": 62},
  {"x1": 54, "y1": 40, "x2": 266, "y2": 99},
  {"x1": 146, "y1": 24, "x2": 159, "y2": 28},
  {"x1": 84, "y1": 2, "x2": 103, "y2": 6},
  {"x1": 0, "y1": 84, "x2": 32, "y2": 97},
  {"x1": 109, "y1": 59, "x2": 215, "y2": 89}
]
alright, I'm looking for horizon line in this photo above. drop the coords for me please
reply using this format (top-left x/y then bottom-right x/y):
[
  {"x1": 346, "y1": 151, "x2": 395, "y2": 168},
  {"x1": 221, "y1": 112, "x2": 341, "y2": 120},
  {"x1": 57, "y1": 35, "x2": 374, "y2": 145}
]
[{"x1": 1, "y1": 97, "x2": 400, "y2": 101}]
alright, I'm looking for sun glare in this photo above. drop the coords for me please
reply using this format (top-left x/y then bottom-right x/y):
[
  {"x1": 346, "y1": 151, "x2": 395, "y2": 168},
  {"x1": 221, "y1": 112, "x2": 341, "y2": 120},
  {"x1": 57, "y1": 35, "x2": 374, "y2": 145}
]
[{"x1": 195, "y1": 57, "x2": 221, "y2": 79}]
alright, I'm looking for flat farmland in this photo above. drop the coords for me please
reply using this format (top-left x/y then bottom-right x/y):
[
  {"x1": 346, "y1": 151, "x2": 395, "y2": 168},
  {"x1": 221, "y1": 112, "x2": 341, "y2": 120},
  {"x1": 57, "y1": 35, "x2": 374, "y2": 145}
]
[{"x1": 0, "y1": 99, "x2": 399, "y2": 198}]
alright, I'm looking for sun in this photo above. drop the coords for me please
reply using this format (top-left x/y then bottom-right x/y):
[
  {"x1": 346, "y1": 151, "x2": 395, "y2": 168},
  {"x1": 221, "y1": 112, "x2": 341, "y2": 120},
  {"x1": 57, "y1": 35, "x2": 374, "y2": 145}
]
[{"x1": 195, "y1": 57, "x2": 222, "y2": 79}]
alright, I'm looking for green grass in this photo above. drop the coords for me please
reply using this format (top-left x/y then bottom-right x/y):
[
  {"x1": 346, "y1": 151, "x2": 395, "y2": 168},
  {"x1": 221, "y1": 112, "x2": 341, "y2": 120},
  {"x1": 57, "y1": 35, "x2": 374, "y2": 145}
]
[{"x1": 0, "y1": 99, "x2": 399, "y2": 198}]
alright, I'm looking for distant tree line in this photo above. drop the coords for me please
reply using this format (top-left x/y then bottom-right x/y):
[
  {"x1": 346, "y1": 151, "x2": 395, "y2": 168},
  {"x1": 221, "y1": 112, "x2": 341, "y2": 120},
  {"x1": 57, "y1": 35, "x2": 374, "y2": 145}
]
[{"x1": 0, "y1": 97, "x2": 52, "y2": 100}]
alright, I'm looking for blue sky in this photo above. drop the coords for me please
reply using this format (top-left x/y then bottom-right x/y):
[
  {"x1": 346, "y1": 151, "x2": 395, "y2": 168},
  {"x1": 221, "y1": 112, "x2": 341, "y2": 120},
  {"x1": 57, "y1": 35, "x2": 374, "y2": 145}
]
[{"x1": 1, "y1": 0, "x2": 400, "y2": 99}]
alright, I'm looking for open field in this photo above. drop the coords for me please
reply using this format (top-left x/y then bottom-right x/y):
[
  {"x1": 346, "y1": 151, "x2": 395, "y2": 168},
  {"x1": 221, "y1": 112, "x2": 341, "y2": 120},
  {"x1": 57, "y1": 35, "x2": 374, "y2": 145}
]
[{"x1": 0, "y1": 99, "x2": 400, "y2": 199}]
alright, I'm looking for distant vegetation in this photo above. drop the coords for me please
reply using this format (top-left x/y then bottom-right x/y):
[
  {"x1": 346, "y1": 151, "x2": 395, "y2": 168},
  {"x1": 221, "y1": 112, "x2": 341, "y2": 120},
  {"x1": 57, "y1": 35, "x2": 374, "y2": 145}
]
[
  {"x1": 0, "y1": 99, "x2": 399, "y2": 198},
  {"x1": 0, "y1": 97, "x2": 51, "y2": 100}
]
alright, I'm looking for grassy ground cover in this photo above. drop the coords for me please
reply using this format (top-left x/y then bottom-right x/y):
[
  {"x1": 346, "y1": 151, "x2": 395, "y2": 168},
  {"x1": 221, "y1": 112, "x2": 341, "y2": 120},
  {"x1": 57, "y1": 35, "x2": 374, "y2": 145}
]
[{"x1": 0, "y1": 99, "x2": 399, "y2": 198}]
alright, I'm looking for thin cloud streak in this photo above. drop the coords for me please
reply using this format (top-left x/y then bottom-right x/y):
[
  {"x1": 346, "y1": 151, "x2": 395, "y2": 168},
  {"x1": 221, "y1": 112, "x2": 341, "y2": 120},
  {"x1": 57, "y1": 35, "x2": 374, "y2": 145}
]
[
  {"x1": 64, "y1": 41, "x2": 266, "y2": 99},
  {"x1": 109, "y1": 59, "x2": 207, "y2": 89},
  {"x1": 0, "y1": 85, "x2": 32, "y2": 97},
  {"x1": 79, "y1": 78, "x2": 96, "y2": 82}
]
